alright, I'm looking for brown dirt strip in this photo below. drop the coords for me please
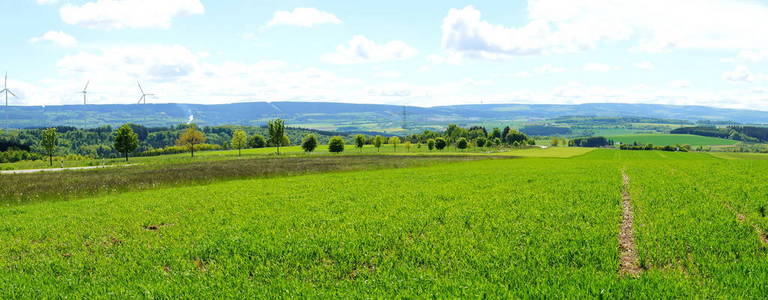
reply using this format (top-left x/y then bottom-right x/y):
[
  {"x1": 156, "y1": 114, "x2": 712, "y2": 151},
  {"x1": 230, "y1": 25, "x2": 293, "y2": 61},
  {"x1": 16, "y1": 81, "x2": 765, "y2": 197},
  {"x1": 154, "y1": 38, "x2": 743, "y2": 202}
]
[
  {"x1": 724, "y1": 203, "x2": 768, "y2": 245},
  {"x1": 619, "y1": 171, "x2": 643, "y2": 276}
]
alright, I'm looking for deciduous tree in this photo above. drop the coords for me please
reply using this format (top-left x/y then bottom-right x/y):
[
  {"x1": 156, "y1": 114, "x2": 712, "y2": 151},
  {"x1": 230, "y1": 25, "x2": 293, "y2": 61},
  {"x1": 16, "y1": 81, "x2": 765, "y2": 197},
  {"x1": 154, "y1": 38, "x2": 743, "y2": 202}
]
[
  {"x1": 389, "y1": 136, "x2": 401, "y2": 152},
  {"x1": 373, "y1": 135, "x2": 384, "y2": 152},
  {"x1": 40, "y1": 127, "x2": 58, "y2": 166},
  {"x1": 114, "y1": 124, "x2": 139, "y2": 162},
  {"x1": 354, "y1": 134, "x2": 365, "y2": 152},
  {"x1": 231, "y1": 129, "x2": 248, "y2": 156},
  {"x1": 268, "y1": 119, "x2": 285, "y2": 155},
  {"x1": 177, "y1": 124, "x2": 206, "y2": 157}
]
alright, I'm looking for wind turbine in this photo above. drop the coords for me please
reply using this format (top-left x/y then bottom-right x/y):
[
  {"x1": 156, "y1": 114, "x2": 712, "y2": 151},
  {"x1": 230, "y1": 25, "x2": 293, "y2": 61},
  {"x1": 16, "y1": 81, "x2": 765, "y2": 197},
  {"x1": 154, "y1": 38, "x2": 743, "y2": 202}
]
[
  {"x1": 137, "y1": 81, "x2": 155, "y2": 104},
  {"x1": 80, "y1": 81, "x2": 89, "y2": 105},
  {"x1": 1, "y1": 73, "x2": 17, "y2": 131}
]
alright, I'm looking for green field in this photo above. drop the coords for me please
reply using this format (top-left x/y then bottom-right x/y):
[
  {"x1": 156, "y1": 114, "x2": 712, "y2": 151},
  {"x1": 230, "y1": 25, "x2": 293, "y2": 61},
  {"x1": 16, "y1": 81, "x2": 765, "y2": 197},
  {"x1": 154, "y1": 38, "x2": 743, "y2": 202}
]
[
  {"x1": 608, "y1": 134, "x2": 738, "y2": 146},
  {"x1": 2, "y1": 149, "x2": 768, "y2": 297},
  {"x1": 0, "y1": 145, "x2": 589, "y2": 171},
  {"x1": 709, "y1": 152, "x2": 768, "y2": 160}
]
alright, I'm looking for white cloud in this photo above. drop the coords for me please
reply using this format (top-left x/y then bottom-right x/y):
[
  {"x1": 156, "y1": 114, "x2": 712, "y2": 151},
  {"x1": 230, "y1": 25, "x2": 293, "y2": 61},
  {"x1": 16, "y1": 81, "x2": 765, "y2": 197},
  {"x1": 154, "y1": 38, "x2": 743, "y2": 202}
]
[
  {"x1": 723, "y1": 66, "x2": 755, "y2": 83},
  {"x1": 368, "y1": 87, "x2": 412, "y2": 97},
  {"x1": 517, "y1": 82, "x2": 768, "y2": 109},
  {"x1": 513, "y1": 71, "x2": 531, "y2": 78},
  {"x1": 441, "y1": 1, "x2": 768, "y2": 59},
  {"x1": 18, "y1": 45, "x2": 374, "y2": 105},
  {"x1": 737, "y1": 50, "x2": 768, "y2": 62},
  {"x1": 535, "y1": 64, "x2": 566, "y2": 73},
  {"x1": 583, "y1": 63, "x2": 616, "y2": 72},
  {"x1": 57, "y1": 45, "x2": 203, "y2": 82},
  {"x1": 13, "y1": 47, "x2": 768, "y2": 110},
  {"x1": 60, "y1": 0, "x2": 204, "y2": 29},
  {"x1": 323, "y1": 35, "x2": 418, "y2": 64},
  {"x1": 267, "y1": 8, "x2": 341, "y2": 27},
  {"x1": 633, "y1": 61, "x2": 654, "y2": 70},
  {"x1": 427, "y1": 52, "x2": 463, "y2": 65},
  {"x1": 668, "y1": 80, "x2": 692, "y2": 88},
  {"x1": 373, "y1": 71, "x2": 401, "y2": 78},
  {"x1": 29, "y1": 31, "x2": 78, "y2": 47}
]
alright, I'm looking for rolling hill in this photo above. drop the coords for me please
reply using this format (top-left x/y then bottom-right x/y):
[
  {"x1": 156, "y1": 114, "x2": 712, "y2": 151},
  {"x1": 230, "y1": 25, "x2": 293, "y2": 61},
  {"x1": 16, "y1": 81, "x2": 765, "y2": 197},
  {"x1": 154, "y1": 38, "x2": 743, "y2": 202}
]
[{"x1": 3, "y1": 102, "x2": 767, "y2": 130}]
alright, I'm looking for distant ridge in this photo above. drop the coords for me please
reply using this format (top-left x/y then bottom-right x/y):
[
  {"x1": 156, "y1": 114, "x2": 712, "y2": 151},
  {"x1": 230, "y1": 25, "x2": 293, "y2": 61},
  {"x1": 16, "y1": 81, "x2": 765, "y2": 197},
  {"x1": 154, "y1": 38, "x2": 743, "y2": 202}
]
[{"x1": 4, "y1": 101, "x2": 768, "y2": 129}]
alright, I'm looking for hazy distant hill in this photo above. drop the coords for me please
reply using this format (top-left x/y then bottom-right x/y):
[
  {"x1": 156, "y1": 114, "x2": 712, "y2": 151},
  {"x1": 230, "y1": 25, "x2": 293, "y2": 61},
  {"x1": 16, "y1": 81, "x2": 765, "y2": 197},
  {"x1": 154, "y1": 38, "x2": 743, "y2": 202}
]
[{"x1": 3, "y1": 102, "x2": 767, "y2": 130}]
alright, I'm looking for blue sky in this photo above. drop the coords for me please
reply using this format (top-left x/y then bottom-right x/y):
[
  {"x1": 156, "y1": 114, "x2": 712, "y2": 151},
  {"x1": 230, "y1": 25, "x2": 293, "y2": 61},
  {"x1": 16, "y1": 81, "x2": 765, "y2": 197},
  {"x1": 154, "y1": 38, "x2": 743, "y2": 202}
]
[{"x1": 2, "y1": 0, "x2": 768, "y2": 109}]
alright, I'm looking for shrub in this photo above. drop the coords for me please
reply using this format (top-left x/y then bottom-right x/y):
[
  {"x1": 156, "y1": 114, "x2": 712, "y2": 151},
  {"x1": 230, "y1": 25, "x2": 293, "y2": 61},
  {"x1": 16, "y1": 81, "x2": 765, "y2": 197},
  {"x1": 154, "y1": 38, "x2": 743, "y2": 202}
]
[
  {"x1": 328, "y1": 136, "x2": 345, "y2": 153},
  {"x1": 476, "y1": 137, "x2": 487, "y2": 148},
  {"x1": 141, "y1": 144, "x2": 222, "y2": 156},
  {"x1": 457, "y1": 138, "x2": 468, "y2": 150},
  {"x1": 248, "y1": 134, "x2": 266, "y2": 148},
  {"x1": 435, "y1": 137, "x2": 447, "y2": 151},
  {"x1": 427, "y1": 139, "x2": 435, "y2": 151},
  {"x1": 0, "y1": 149, "x2": 42, "y2": 163},
  {"x1": 302, "y1": 134, "x2": 318, "y2": 153}
]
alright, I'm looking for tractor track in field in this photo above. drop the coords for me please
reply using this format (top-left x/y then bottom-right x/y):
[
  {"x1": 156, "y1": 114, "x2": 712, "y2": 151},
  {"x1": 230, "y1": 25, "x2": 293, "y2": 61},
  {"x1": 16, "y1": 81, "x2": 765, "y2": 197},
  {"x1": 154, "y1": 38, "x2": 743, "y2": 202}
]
[
  {"x1": 619, "y1": 170, "x2": 643, "y2": 276},
  {"x1": 724, "y1": 203, "x2": 768, "y2": 245}
]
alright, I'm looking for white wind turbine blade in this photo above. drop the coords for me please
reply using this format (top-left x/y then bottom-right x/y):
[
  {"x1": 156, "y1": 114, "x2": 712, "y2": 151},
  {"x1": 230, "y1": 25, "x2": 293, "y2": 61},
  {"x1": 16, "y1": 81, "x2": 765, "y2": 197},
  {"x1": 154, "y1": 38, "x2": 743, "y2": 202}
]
[
  {"x1": 137, "y1": 81, "x2": 145, "y2": 94},
  {"x1": 83, "y1": 81, "x2": 89, "y2": 92},
  {"x1": 8, "y1": 90, "x2": 16, "y2": 98}
]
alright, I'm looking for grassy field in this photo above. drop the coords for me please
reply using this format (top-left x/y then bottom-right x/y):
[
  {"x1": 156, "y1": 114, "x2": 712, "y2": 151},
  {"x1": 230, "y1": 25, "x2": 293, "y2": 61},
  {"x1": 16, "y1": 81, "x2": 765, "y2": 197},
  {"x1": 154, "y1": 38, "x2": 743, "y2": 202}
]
[
  {"x1": 608, "y1": 134, "x2": 738, "y2": 146},
  {"x1": 2, "y1": 149, "x2": 768, "y2": 297},
  {"x1": 0, "y1": 155, "x2": 497, "y2": 204},
  {"x1": 0, "y1": 145, "x2": 588, "y2": 171},
  {"x1": 709, "y1": 152, "x2": 768, "y2": 160}
]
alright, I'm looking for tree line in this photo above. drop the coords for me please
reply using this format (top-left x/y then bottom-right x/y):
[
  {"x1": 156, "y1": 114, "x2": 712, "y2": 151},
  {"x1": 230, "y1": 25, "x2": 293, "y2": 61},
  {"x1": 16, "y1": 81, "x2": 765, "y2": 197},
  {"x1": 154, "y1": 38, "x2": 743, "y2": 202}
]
[
  {"x1": 671, "y1": 126, "x2": 768, "y2": 143},
  {"x1": 1, "y1": 120, "x2": 545, "y2": 164},
  {"x1": 0, "y1": 123, "x2": 344, "y2": 163},
  {"x1": 619, "y1": 143, "x2": 691, "y2": 152}
]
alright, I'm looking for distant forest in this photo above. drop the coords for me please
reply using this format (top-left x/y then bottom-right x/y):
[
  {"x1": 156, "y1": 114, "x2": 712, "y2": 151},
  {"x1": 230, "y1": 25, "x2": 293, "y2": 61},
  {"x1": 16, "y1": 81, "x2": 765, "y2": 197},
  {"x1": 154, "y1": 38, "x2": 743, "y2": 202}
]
[
  {"x1": 0, "y1": 124, "x2": 347, "y2": 161},
  {"x1": 671, "y1": 126, "x2": 768, "y2": 142},
  {"x1": 0, "y1": 122, "x2": 536, "y2": 163},
  {"x1": 519, "y1": 125, "x2": 572, "y2": 136}
]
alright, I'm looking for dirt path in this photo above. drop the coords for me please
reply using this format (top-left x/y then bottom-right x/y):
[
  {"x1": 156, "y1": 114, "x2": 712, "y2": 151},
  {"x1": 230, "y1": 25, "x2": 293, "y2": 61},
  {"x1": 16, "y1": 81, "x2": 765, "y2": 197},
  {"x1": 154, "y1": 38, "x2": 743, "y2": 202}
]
[
  {"x1": 724, "y1": 203, "x2": 768, "y2": 245},
  {"x1": 0, "y1": 164, "x2": 135, "y2": 175},
  {"x1": 620, "y1": 171, "x2": 643, "y2": 276}
]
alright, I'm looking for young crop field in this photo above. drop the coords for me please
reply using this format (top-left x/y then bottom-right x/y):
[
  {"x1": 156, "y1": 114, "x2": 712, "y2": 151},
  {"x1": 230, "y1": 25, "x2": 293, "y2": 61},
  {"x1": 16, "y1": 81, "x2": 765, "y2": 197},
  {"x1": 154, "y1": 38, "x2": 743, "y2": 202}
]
[
  {"x1": 608, "y1": 134, "x2": 738, "y2": 146},
  {"x1": 708, "y1": 152, "x2": 768, "y2": 160},
  {"x1": 0, "y1": 144, "x2": 586, "y2": 171},
  {"x1": 1, "y1": 150, "x2": 767, "y2": 297}
]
